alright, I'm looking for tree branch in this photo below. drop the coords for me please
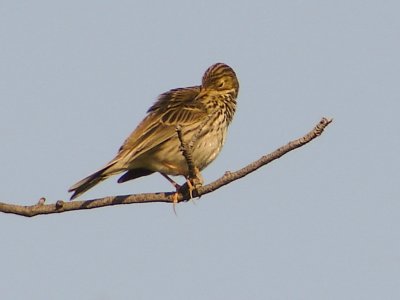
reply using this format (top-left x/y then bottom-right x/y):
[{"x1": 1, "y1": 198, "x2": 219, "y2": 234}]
[{"x1": 0, "y1": 117, "x2": 332, "y2": 218}]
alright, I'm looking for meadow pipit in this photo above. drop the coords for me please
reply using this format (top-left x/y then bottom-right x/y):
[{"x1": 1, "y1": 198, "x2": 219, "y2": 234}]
[{"x1": 69, "y1": 63, "x2": 239, "y2": 200}]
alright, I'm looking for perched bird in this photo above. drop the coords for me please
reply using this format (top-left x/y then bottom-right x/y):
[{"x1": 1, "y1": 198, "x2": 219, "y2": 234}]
[{"x1": 68, "y1": 63, "x2": 239, "y2": 200}]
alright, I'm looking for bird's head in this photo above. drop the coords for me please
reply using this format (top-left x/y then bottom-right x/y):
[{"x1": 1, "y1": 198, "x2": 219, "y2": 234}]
[{"x1": 201, "y1": 63, "x2": 239, "y2": 97}]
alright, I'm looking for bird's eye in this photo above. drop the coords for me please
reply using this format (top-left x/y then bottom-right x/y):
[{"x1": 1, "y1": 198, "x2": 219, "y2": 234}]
[{"x1": 218, "y1": 81, "x2": 225, "y2": 88}]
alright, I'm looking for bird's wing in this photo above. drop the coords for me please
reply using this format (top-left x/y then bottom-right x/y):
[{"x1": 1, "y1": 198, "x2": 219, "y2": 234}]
[{"x1": 114, "y1": 86, "x2": 208, "y2": 164}]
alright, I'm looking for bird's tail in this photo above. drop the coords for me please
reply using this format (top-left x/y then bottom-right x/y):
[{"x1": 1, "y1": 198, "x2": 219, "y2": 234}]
[{"x1": 68, "y1": 162, "x2": 117, "y2": 200}]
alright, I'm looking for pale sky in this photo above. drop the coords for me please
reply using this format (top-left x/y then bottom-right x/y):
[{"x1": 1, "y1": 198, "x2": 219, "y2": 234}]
[{"x1": 1, "y1": 1, "x2": 400, "y2": 299}]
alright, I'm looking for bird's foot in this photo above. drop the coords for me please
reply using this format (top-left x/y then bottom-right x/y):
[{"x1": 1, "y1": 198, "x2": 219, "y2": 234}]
[
  {"x1": 186, "y1": 167, "x2": 203, "y2": 199},
  {"x1": 172, "y1": 192, "x2": 179, "y2": 215}
]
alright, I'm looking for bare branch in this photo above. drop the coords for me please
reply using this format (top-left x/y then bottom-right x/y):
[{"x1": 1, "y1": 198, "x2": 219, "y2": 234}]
[{"x1": 0, "y1": 117, "x2": 333, "y2": 218}]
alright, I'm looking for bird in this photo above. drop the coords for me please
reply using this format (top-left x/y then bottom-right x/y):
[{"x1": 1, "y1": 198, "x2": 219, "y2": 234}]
[{"x1": 68, "y1": 62, "x2": 239, "y2": 201}]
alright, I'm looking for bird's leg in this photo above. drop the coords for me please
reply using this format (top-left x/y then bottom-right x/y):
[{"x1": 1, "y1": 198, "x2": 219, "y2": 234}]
[
  {"x1": 160, "y1": 173, "x2": 180, "y2": 213},
  {"x1": 161, "y1": 173, "x2": 181, "y2": 190}
]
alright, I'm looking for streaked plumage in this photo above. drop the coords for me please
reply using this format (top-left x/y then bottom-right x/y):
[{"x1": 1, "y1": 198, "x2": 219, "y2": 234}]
[{"x1": 69, "y1": 63, "x2": 239, "y2": 200}]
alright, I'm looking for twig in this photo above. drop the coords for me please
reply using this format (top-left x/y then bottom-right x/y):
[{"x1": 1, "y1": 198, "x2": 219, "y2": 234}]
[
  {"x1": 0, "y1": 117, "x2": 332, "y2": 218},
  {"x1": 175, "y1": 125, "x2": 197, "y2": 180},
  {"x1": 175, "y1": 112, "x2": 212, "y2": 181}
]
